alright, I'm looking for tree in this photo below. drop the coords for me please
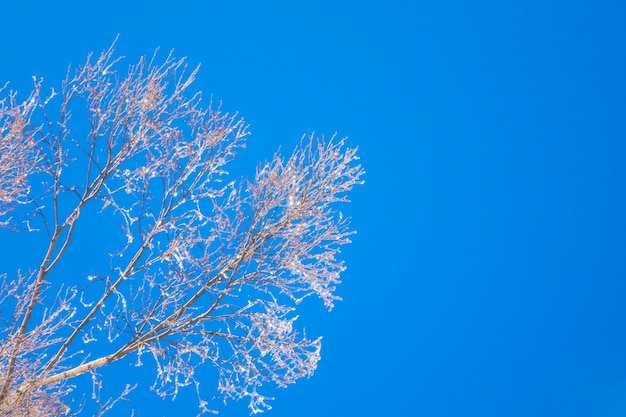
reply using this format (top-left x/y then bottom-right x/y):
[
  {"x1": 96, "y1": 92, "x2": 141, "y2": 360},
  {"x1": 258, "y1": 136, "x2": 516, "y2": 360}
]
[{"x1": 0, "y1": 41, "x2": 364, "y2": 416}]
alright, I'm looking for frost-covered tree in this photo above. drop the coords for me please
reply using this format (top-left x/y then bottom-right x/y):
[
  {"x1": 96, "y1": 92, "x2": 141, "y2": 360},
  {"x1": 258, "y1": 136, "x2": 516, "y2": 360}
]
[{"x1": 0, "y1": 41, "x2": 363, "y2": 416}]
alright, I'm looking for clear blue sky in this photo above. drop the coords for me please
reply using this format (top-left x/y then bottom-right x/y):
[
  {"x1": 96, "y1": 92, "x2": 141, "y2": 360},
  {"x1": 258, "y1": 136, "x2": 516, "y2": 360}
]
[{"x1": 1, "y1": 1, "x2": 626, "y2": 416}]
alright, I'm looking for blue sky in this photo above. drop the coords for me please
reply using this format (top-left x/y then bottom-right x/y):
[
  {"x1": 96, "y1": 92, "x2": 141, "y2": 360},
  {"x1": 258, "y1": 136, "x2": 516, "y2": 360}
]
[{"x1": 1, "y1": 1, "x2": 626, "y2": 416}]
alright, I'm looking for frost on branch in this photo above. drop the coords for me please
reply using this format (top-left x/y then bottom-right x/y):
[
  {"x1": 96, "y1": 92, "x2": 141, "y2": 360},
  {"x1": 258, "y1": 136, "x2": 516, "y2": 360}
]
[
  {"x1": 0, "y1": 40, "x2": 364, "y2": 416},
  {"x1": 216, "y1": 300, "x2": 322, "y2": 414},
  {"x1": 0, "y1": 83, "x2": 41, "y2": 228}
]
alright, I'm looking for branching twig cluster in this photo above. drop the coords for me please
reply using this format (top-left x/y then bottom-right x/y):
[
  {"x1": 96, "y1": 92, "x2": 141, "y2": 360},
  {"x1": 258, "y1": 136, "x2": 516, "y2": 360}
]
[{"x1": 0, "y1": 41, "x2": 363, "y2": 415}]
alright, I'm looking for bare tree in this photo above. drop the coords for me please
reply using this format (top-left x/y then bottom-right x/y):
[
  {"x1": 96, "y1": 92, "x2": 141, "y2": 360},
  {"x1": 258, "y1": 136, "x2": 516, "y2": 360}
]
[{"x1": 0, "y1": 42, "x2": 363, "y2": 416}]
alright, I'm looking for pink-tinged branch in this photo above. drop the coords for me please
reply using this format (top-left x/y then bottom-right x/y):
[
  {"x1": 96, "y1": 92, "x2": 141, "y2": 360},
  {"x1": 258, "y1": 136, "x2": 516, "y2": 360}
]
[{"x1": 0, "y1": 41, "x2": 363, "y2": 416}]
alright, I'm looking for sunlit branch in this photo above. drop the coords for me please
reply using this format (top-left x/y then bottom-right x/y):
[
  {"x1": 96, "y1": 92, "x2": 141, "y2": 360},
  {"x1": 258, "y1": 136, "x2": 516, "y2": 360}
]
[{"x1": 0, "y1": 41, "x2": 363, "y2": 416}]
